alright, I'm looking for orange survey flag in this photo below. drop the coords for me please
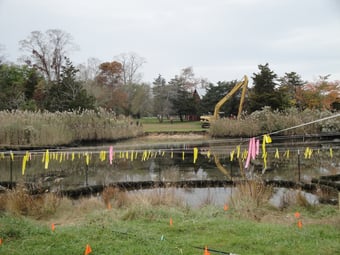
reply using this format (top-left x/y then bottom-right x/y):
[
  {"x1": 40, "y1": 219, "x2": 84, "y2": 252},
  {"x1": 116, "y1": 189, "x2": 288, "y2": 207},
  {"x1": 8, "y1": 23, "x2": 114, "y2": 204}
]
[
  {"x1": 0, "y1": 238, "x2": 3, "y2": 245},
  {"x1": 84, "y1": 244, "x2": 92, "y2": 255},
  {"x1": 51, "y1": 223, "x2": 55, "y2": 232},
  {"x1": 294, "y1": 212, "x2": 301, "y2": 219},
  {"x1": 204, "y1": 246, "x2": 211, "y2": 255}
]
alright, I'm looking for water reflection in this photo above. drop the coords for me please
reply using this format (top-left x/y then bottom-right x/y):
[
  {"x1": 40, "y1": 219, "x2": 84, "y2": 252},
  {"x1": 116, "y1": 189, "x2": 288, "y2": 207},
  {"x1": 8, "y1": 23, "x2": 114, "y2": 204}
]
[{"x1": 0, "y1": 136, "x2": 339, "y2": 191}]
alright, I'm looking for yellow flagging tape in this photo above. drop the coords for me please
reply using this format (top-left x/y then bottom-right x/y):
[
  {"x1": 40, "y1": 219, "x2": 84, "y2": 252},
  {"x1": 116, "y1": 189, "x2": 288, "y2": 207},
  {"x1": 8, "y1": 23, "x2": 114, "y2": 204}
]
[
  {"x1": 262, "y1": 134, "x2": 272, "y2": 169},
  {"x1": 21, "y1": 151, "x2": 30, "y2": 175},
  {"x1": 44, "y1": 149, "x2": 49, "y2": 169},
  {"x1": 236, "y1": 145, "x2": 240, "y2": 159},
  {"x1": 230, "y1": 150, "x2": 235, "y2": 162},
  {"x1": 193, "y1": 147, "x2": 198, "y2": 164}
]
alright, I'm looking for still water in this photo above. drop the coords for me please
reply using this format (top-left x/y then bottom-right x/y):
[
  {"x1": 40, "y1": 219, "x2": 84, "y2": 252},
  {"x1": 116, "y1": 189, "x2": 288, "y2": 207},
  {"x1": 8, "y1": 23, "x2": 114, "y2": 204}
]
[{"x1": 0, "y1": 134, "x2": 339, "y2": 192}]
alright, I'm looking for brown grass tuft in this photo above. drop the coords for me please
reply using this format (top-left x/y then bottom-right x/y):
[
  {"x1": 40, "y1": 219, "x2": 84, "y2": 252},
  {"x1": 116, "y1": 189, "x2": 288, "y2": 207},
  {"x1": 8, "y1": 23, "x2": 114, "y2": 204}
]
[
  {"x1": 231, "y1": 180, "x2": 273, "y2": 219},
  {"x1": 1, "y1": 184, "x2": 60, "y2": 219},
  {"x1": 102, "y1": 186, "x2": 128, "y2": 209}
]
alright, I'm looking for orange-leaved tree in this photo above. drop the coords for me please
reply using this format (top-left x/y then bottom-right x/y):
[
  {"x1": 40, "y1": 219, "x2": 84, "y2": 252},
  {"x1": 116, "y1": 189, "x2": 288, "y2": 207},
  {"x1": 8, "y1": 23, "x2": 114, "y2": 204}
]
[{"x1": 296, "y1": 76, "x2": 340, "y2": 111}]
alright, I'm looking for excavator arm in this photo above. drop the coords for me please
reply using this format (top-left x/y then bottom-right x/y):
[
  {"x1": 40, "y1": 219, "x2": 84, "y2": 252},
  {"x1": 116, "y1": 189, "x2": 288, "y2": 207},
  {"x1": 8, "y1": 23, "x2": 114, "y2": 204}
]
[
  {"x1": 200, "y1": 75, "x2": 248, "y2": 127},
  {"x1": 213, "y1": 75, "x2": 248, "y2": 119}
]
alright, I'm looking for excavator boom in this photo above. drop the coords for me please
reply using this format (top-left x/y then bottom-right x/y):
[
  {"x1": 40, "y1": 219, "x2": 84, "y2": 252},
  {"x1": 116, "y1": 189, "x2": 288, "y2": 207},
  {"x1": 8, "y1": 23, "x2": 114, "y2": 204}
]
[
  {"x1": 201, "y1": 75, "x2": 248, "y2": 127},
  {"x1": 213, "y1": 75, "x2": 248, "y2": 119}
]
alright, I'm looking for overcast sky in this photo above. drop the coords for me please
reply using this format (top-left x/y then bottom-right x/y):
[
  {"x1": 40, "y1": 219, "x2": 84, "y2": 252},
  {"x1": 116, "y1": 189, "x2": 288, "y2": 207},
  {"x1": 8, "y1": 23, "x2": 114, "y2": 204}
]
[{"x1": 1, "y1": 0, "x2": 340, "y2": 84}]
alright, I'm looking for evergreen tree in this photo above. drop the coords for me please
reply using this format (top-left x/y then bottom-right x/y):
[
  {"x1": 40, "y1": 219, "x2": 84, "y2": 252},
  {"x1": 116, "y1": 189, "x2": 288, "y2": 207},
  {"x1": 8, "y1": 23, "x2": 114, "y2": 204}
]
[
  {"x1": 45, "y1": 58, "x2": 95, "y2": 111},
  {"x1": 248, "y1": 63, "x2": 282, "y2": 112},
  {"x1": 278, "y1": 72, "x2": 305, "y2": 109},
  {"x1": 168, "y1": 76, "x2": 196, "y2": 121},
  {"x1": 152, "y1": 75, "x2": 172, "y2": 122}
]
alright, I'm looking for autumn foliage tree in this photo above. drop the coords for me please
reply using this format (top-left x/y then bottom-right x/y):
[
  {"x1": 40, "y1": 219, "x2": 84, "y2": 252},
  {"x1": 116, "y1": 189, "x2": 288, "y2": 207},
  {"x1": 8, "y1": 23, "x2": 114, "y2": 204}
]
[
  {"x1": 296, "y1": 75, "x2": 340, "y2": 111},
  {"x1": 95, "y1": 61, "x2": 128, "y2": 114}
]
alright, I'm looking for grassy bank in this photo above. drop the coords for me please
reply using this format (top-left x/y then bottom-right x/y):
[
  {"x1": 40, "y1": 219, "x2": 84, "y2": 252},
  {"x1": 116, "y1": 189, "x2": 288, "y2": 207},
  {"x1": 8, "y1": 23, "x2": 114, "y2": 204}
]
[
  {"x1": 141, "y1": 117, "x2": 204, "y2": 133},
  {"x1": 0, "y1": 185, "x2": 339, "y2": 254},
  {"x1": 141, "y1": 109, "x2": 340, "y2": 137},
  {"x1": 0, "y1": 109, "x2": 143, "y2": 149},
  {"x1": 1, "y1": 207, "x2": 339, "y2": 255}
]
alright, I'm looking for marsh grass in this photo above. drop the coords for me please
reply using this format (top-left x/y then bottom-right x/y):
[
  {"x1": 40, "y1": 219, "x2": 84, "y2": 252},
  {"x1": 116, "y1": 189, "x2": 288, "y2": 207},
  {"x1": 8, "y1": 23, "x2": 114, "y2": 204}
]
[
  {"x1": 230, "y1": 180, "x2": 274, "y2": 220},
  {"x1": 0, "y1": 109, "x2": 143, "y2": 148}
]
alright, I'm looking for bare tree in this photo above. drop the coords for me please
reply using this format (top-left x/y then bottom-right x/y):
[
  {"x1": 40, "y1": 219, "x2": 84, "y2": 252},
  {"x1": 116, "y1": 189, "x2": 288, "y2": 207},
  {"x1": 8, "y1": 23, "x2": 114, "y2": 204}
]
[
  {"x1": 77, "y1": 57, "x2": 101, "y2": 82},
  {"x1": 115, "y1": 52, "x2": 146, "y2": 85},
  {"x1": 180, "y1": 66, "x2": 200, "y2": 91},
  {"x1": 19, "y1": 29, "x2": 76, "y2": 83}
]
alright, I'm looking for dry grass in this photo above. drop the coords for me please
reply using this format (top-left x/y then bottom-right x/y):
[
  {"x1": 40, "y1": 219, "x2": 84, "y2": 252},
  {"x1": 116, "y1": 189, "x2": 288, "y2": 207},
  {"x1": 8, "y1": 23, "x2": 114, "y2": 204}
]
[
  {"x1": 210, "y1": 107, "x2": 338, "y2": 137},
  {"x1": 230, "y1": 180, "x2": 273, "y2": 220},
  {"x1": 0, "y1": 183, "x2": 60, "y2": 219},
  {"x1": 277, "y1": 189, "x2": 314, "y2": 210},
  {"x1": 102, "y1": 186, "x2": 128, "y2": 209},
  {"x1": 0, "y1": 109, "x2": 143, "y2": 148},
  {"x1": 129, "y1": 188, "x2": 184, "y2": 207},
  {"x1": 1, "y1": 183, "x2": 335, "y2": 227}
]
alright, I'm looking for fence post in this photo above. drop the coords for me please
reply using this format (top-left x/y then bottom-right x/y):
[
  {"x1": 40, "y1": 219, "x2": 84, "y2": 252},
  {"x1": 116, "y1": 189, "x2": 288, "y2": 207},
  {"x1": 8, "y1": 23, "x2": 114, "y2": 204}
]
[
  {"x1": 297, "y1": 149, "x2": 301, "y2": 182},
  {"x1": 85, "y1": 164, "x2": 89, "y2": 187},
  {"x1": 10, "y1": 155, "x2": 13, "y2": 186}
]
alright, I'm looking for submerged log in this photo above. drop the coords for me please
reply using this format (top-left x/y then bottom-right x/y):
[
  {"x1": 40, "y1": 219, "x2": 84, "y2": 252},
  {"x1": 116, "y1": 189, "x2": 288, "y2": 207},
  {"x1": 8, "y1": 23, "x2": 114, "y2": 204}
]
[
  {"x1": 311, "y1": 178, "x2": 340, "y2": 191},
  {"x1": 319, "y1": 174, "x2": 340, "y2": 182}
]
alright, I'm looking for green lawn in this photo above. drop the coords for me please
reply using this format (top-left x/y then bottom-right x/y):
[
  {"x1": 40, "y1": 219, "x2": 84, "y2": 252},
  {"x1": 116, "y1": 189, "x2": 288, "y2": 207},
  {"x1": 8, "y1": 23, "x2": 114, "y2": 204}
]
[
  {"x1": 0, "y1": 204, "x2": 339, "y2": 255},
  {"x1": 141, "y1": 117, "x2": 205, "y2": 133}
]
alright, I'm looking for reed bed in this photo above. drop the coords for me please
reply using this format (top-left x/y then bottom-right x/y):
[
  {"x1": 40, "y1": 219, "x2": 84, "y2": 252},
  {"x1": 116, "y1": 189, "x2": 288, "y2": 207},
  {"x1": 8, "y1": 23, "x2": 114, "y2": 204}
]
[
  {"x1": 0, "y1": 109, "x2": 143, "y2": 148},
  {"x1": 210, "y1": 107, "x2": 339, "y2": 137}
]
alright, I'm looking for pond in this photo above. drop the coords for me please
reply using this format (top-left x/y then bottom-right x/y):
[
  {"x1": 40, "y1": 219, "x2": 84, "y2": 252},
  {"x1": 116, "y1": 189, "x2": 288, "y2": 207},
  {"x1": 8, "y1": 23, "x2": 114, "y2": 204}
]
[{"x1": 0, "y1": 134, "x2": 339, "y2": 193}]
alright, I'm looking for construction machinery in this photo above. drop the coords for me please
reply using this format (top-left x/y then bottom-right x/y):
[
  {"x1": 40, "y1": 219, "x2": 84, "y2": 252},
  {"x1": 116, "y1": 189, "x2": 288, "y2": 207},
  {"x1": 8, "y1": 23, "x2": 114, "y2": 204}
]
[{"x1": 200, "y1": 75, "x2": 248, "y2": 128}]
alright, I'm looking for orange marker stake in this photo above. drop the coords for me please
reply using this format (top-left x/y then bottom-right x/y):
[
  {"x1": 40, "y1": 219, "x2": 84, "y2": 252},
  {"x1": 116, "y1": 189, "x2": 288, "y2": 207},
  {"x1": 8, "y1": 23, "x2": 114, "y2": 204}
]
[
  {"x1": 294, "y1": 212, "x2": 301, "y2": 219},
  {"x1": 204, "y1": 246, "x2": 211, "y2": 255},
  {"x1": 84, "y1": 244, "x2": 92, "y2": 255},
  {"x1": 223, "y1": 204, "x2": 229, "y2": 211},
  {"x1": 0, "y1": 238, "x2": 3, "y2": 245},
  {"x1": 297, "y1": 220, "x2": 303, "y2": 229},
  {"x1": 51, "y1": 223, "x2": 55, "y2": 232},
  {"x1": 107, "y1": 202, "x2": 112, "y2": 210},
  {"x1": 169, "y1": 217, "x2": 173, "y2": 227}
]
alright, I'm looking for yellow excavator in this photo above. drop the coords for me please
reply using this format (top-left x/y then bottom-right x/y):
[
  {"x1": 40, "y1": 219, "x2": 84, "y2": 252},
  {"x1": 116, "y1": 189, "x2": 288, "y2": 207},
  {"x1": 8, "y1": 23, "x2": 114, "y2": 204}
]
[{"x1": 200, "y1": 75, "x2": 248, "y2": 128}]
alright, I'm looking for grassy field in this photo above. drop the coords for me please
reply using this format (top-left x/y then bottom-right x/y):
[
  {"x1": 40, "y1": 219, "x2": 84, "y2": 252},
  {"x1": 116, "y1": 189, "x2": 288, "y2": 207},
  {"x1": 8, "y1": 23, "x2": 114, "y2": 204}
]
[
  {"x1": 0, "y1": 187, "x2": 339, "y2": 255},
  {"x1": 141, "y1": 117, "x2": 205, "y2": 133}
]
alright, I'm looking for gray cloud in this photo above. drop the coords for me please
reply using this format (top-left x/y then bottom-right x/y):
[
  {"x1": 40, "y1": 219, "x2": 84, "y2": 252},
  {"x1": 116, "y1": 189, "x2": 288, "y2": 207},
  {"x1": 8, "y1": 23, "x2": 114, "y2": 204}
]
[{"x1": 1, "y1": 0, "x2": 339, "y2": 83}]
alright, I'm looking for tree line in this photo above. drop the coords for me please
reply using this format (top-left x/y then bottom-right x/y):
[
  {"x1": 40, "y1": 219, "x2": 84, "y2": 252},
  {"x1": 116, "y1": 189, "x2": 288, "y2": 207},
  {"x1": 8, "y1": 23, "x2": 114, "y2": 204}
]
[{"x1": 0, "y1": 29, "x2": 339, "y2": 119}]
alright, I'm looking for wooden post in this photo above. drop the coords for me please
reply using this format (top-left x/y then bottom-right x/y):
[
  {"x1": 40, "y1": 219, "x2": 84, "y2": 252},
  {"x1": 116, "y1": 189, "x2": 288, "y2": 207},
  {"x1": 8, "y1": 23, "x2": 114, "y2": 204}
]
[
  {"x1": 297, "y1": 149, "x2": 301, "y2": 182},
  {"x1": 10, "y1": 156, "x2": 13, "y2": 185},
  {"x1": 85, "y1": 164, "x2": 89, "y2": 187}
]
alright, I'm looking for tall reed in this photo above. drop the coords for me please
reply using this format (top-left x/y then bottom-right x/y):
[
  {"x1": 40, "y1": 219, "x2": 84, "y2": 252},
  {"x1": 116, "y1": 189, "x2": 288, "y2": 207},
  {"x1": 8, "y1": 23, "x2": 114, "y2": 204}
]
[
  {"x1": 210, "y1": 107, "x2": 339, "y2": 137},
  {"x1": 0, "y1": 109, "x2": 143, "y2": 148}
]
